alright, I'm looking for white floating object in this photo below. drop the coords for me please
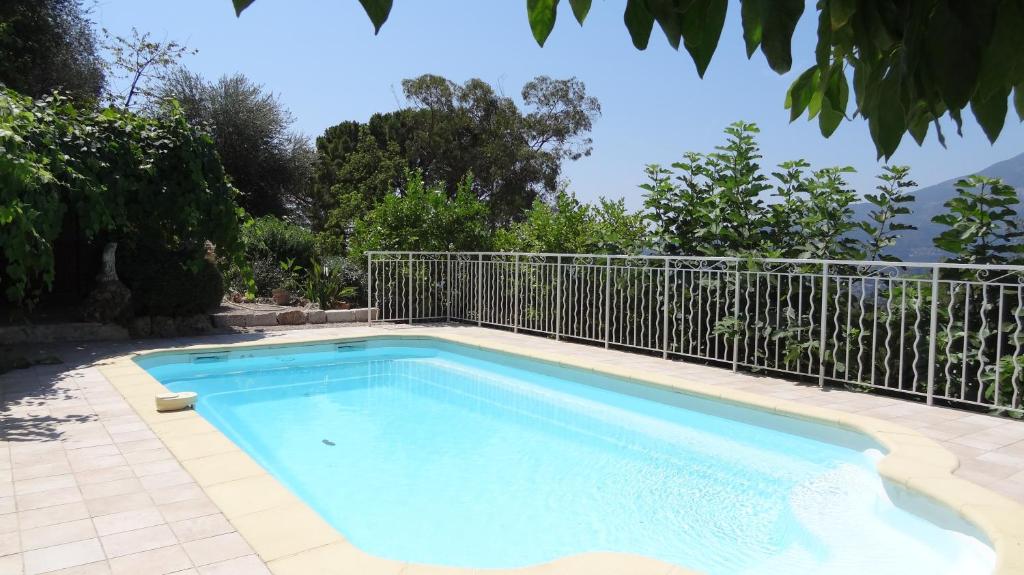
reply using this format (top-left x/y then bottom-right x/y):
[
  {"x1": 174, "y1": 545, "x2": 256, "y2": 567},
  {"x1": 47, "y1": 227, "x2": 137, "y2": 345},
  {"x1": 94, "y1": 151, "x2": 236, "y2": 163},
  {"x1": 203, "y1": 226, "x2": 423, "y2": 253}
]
[{"x1": 155, "y1": 391, "x2": 197, "y2": 412}]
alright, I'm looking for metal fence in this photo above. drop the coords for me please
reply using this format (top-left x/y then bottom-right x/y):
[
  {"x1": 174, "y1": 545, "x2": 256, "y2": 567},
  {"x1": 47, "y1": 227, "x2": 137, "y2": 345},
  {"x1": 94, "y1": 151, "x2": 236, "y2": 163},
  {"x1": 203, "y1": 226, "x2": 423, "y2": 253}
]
[{"x1": 367, "y1": 251, "x2": 1024, "y2": 415}]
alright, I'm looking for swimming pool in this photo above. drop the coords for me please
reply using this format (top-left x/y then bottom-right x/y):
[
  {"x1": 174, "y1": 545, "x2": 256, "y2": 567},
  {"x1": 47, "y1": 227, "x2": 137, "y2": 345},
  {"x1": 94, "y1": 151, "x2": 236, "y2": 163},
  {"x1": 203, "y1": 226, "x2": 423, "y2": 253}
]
[{"x1": 137, "y1": 337, "x2": 995, "y2": 574}]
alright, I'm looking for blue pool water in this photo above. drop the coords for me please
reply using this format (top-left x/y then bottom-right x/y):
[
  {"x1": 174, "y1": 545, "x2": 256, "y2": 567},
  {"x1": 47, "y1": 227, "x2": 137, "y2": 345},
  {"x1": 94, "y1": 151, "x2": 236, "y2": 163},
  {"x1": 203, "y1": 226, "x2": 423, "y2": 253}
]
[{"x1": 138, "y1": 338, "x2": 994, "y2": 574}]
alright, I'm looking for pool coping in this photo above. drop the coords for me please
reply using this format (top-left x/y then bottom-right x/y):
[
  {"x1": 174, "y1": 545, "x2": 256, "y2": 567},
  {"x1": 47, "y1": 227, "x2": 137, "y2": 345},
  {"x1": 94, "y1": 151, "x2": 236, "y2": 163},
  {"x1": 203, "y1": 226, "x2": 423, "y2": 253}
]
[{"x1": 95, "y1": 330, "x2": 1024, "y2": 575}]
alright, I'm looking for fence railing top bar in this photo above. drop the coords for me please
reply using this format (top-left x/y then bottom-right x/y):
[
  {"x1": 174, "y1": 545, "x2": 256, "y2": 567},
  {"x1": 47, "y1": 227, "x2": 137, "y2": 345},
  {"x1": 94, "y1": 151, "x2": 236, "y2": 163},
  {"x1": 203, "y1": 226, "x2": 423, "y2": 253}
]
[{"x1": 365, "y1": 251, "x2": 1024, "y2": 272}]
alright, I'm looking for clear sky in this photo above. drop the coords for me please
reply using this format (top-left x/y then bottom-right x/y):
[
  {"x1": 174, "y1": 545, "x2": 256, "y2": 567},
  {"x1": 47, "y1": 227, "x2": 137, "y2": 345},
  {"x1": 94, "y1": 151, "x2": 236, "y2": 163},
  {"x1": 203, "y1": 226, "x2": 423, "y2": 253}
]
[{"x1": 94, "y1": 0, "x2": 1024, "y2": 209}]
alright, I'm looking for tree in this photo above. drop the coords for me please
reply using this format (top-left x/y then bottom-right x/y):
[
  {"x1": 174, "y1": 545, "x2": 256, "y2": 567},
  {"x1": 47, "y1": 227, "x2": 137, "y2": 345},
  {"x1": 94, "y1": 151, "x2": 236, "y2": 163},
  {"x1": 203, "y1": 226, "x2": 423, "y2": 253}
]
[
  {"x1": 313, "y1": 74, "x2": 600, "y2": 229},
  {"x1": 103, "y1": 28, "x2": 195, "y2": 109},
  {"x1": 859, "y1": 166, "x2": 917, "y2": 261},
  {"x1": 932, "y1": 176, "x2": 1024, "y2": 265},
  {"x1": 495, "y1": 190, "x2": 648, "y2": 254},
  {"x1": 0, "y1": 0, "x2": 105, "y2": 100},
  {"x1": 347, "y1": 170, "x2": 491, "y2": 260},
  {"x1": 642, "y1": 121, "x2": 908, "y2": 261},
  {"x1": 154, "y1": 69, "x2": 314, "y2": 218},
  {"x1": 232, "y1": 0, "x2": 1024, "y2": 159}
]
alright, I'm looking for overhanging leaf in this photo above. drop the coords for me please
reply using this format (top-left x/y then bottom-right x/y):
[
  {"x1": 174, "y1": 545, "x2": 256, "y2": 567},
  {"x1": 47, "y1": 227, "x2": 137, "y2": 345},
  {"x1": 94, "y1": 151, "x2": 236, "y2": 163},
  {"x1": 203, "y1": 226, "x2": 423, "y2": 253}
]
[
  {"x1": 623, "y1": 0, "x2": 656, "y2": 50},
  {"x1": 679, "y1": 0, "x2": 728, "y2": 78},
  {"x1": 359, "y1": 0, "x2": 393, "y2": 34},
  {"x1": 785, "y1": 67, "x2": 819, "y2": 122},
  {"x1": 568, "y1": 0, "x2": 591, "y2": 25},
  {"x1": 740, "y1": 0, "x2": 764, "y2": 57},
  {"x1": 970, "y1": 85, "x2": 1010, "y2": 142},
  {"x1": 759, "y1": 0, "x2": 803, "y2": 73},
  {"x1": 830, "y1": 0, "x2": 856, "y2": 29},
  {"x1": 232, "y1": 0, "x2": 254, "y2": 16},
  {"x1": 527, "y1": 0, "x2": 559, "y2": 46}
]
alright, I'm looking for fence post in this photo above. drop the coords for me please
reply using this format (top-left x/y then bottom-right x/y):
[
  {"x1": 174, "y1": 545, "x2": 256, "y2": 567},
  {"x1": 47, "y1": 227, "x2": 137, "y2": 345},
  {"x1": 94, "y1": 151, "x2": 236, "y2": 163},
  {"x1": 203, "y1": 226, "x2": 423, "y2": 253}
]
[
  {"x1": 513, "y1": 254, "x2": 520, "y2": 333},
  {"x1": 477, "y1": 254, "x2": 483, "y2": 326},
  {"x1": 662, "y1": 259, "x2": 670, "y2": 359},
  {"x1": 366, "y1": 253, "x2": 373, "y2": 327},
  {"x1": 732, "y1": 260, "x2": 741, "y2": 372},
  {"x1": 555, "y1": 255, "x2": 562, "y2": 341},
  {"x1": 407, "y1": 253, "x2": 414, "y2": 325},
  {"x1": 926, "y1": 266, "x2": 940, "y2": 405},
  {"x1": 818, "y1": 262, "x2": 829, "y2": 389},
  {"x1": 605, "y1": 256, "x2": 612, "y2": 349},
  {"x1": 446, "y1": 253, "x2": 452, "y2": 323}
]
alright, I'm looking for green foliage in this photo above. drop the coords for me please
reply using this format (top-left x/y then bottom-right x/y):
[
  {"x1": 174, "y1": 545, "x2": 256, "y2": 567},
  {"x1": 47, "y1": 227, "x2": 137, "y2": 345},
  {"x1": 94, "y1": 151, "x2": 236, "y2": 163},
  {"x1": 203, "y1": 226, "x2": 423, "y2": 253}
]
[
  {"x1": 225, "y1": 216, "x2": 322, "y2": 296},
  {"x1": 643, "y1": 121, "x2": 890, "y2": 261},
  {"x1": 859, "y1": 166, "x2": 917, "y2": 261},
  {"x1": 313, "y1": 74, "x2": 600, "y2": 229},
  {"x1": 118, "y1": 246, "x2": 224, "y2": 316},
  {"x1": 495, "y1": 190, "x2": 648, "y2": 254},
  {"x1": 0, "y1": 88, "x2": 241, "y2": 307},
  {"x1": 348, "y1": 170, "x2": 491, "y2": 260},
  {"x1": 299, "y1": 258, "x2": 357, "y2": 310},
  {"x1": 154, "y1": 70, "x2": 314, "y2": 218},
  {"x1": 0, "y1": 0, "x2": 105, "y2": 100},
  {"x1": 232, "y1": 0, "x2": 1024, "y2": 157},
  {"x1": 643, "y1": 121, "x2": 771, "y2": 257},
  {"x1": 932, "y1": 175, "x2": 1024, "y2": 265}
]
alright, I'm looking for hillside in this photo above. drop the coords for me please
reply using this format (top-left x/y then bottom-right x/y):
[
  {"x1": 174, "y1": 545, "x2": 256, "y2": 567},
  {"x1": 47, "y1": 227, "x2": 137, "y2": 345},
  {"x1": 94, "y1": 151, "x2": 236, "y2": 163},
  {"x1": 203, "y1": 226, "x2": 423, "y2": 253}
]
[{"x1": 852, "y1": 152, "x2": 1024, "y2": 262}]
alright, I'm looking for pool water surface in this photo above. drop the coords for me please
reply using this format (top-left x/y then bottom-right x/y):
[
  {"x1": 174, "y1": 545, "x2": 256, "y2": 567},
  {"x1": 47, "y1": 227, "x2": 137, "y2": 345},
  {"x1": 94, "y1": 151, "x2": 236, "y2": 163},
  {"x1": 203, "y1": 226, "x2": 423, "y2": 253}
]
[{"x1": 137, "y1": 338, "x2": 994, "y2": 574}]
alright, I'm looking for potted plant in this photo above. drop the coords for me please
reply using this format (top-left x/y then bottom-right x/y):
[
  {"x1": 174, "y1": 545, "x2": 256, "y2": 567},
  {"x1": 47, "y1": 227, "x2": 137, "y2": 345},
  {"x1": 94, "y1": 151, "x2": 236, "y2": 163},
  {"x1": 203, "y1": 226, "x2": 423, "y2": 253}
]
[
  {"x1": 273, "y1": 258, "x2": 302, "y2": 305},
  {"x1": 300, "y1": 258, "x2": 356, "y2": 310}
]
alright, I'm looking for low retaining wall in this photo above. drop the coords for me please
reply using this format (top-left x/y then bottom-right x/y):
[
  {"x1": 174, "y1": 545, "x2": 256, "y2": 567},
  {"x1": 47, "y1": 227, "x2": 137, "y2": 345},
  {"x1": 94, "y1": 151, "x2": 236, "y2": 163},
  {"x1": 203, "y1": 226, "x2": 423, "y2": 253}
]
[{"x1": 211, "y1": 307, "x2": 378, "y2": 329}]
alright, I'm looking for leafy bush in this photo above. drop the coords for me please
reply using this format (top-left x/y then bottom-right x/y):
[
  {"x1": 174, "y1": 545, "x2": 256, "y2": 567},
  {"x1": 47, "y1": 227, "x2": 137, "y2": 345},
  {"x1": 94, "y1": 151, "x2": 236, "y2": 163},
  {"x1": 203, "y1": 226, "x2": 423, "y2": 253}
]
[
  {"x1": 494, "y1": 190, "x2": 648, "y2": 254},
  {"x1": 118, "y1": 245, "x2": 223, "y2": 316},
  {"x1": 347, "y1": 170, "x2": 491, "y2": 260},
  {"x1": 0, "y1": 89, "x2": 241, "y2": 308},
  {"x1": 230, "y1": 215, "x2": 318, "y2": 296},
  {"x1": 298, "y1": 259, "x2": 356, "y2": 310},
  {"x1": 932, "y1": 176, "x2": 1024, "y2": 265}
]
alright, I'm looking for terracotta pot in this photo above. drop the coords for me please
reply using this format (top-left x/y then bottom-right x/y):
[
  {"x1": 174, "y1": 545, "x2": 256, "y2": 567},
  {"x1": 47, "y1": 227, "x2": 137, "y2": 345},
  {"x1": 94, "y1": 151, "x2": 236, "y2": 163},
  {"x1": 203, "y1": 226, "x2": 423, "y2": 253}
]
[
  {"x1": 334, "y1": 301, "x2": 352, "y2": 310},
  {"x1": 271, "y1": 288, "x2": 291, "y2": 305}
]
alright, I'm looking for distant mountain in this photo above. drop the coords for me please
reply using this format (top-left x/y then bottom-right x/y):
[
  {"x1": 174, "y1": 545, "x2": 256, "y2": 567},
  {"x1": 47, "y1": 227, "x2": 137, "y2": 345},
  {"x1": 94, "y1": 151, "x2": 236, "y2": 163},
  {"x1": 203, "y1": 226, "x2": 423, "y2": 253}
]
[{"x1": 851, "y1": 152, "x2": 1024, "y2": 262}]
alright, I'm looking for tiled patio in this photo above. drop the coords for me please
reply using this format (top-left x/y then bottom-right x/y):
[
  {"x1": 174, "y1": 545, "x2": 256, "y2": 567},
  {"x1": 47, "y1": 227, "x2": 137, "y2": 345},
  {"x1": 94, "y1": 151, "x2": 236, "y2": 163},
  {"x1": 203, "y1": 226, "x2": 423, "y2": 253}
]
[{"x1": 2, "y1": 324, "x2": 1024, "y2": 574}]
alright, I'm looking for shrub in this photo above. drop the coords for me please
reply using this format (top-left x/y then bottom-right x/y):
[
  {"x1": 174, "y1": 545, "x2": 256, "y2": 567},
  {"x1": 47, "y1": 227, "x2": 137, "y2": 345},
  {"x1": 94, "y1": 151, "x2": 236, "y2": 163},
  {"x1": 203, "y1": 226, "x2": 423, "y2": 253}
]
[
  {"x1": 230, "y1": 216, "x2": 319, "y2": 296},
  {"x1": 118, "y1": 246, "x2": 224, "y2": 316},
  {"x1": 299, "y1": 259, "x2": 356, "y2": 310},
  {"x1": 0, "y1": 89, "x2": 241, "y2": 308}
]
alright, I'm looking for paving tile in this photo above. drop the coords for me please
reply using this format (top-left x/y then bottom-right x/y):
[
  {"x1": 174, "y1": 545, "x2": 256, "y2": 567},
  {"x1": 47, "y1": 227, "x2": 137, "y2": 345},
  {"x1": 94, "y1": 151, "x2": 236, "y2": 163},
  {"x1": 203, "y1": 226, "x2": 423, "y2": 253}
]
[
  {"x1": 79, "y1": 479, "x2": 143, "y2": 501},
  {"x1": 17, "y1": 503, "x2": 90, "y2": 531},
  {"x1": 114, "y1": 439, "x2": 164, "y2": 454},
  {"x1": 181, "y1": 533, "x2": 252, "y2": 567},
  {"x1": 73, "y1": 466, "x2": 134, "y2": 487},
  {"x1": 108, "y1": 544, "x2": 192, "y2": 575},
  {"x1": 130, "y1": 460, "x2": 184, "y2": 479},
  {"x1": 19, "y1": 518, "x2": 96, "y2": 552},
  {"x1": 157, "y1": 498, "x2": 220, "y2": 524},
  {"x1": 0, "y1": 553, "x2": 20, "y2": 575},
  {"x1": 15, "y1": 487, "x2": 82, "y2": 512},
  {"x1": 139, "y1": 471, "x2": 194, "y2": 492},
  {"x1": 147, "y1": 484, "x2": 205, "y2": 507},
  {"x1": 196, "y1": 554, "x2": 270, "y2": 575},
  {"x1": 0, "y1": 531, "x2": 19, "y2": 556},
  {"x1": 12, "y1": 475, "x2": 77, "y2": 497},
  {"x1": 43, "y1": 559, "x2": 110, "y2": 574},
  {"x1": 69, "y1": 455, "x2": 127, "y2": 474},
  {"x1": 92, "y1": 508, "x2": 165, "y2": 537},
  {"x1": 100, "y1": 524, "x2": 178, "y2": 558},
  {"x1": 0, "y1": 514, "x2": 16, "y2": 535},
  {"x1": 121, "y1": 449, "x2": 174, "y2": 466},
  {"x1": 168, "y1": 514, "x2": 233, "y2": 544},
  {"x1": 84, "y1": 493, "x2": 153, "y2": 518},
  {"x1": 21, "y1": 538, "x2": 105, "y2": 575},
  {"x1": 12, "y1": 462, "x2": 73, "y2": 482}
]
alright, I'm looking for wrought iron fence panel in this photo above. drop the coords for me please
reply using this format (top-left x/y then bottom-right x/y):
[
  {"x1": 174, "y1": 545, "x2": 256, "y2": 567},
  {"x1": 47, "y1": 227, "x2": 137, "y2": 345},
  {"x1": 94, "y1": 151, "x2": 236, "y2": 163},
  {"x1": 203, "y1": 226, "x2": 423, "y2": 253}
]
[{"x1": 366, "y1": 252, "x2": 1024, "y2": 415}]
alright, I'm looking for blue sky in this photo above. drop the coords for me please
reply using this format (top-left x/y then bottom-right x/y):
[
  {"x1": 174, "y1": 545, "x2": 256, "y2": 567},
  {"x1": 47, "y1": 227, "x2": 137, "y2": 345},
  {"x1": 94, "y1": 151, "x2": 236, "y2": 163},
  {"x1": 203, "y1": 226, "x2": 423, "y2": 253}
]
[{"x1": 94, "y1": 0, "x2": 1024, "y2": 209}]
